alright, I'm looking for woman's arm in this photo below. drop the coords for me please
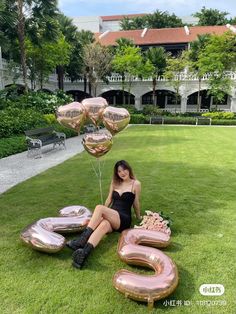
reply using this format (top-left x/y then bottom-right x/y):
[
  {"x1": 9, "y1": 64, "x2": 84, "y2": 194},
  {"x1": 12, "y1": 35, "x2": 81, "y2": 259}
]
[
  {"x1": 104, "y1": 181, "x2": 113, "y2": 207},
  {"x1": 133, "y1": 180, "x2": 142, "y2": 220}
]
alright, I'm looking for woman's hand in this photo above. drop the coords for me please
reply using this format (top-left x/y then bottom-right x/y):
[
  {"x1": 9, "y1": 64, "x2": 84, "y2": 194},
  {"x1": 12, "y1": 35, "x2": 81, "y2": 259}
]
[{"x1": 136, "y1": 215, "x2": 143, "y2": 222}]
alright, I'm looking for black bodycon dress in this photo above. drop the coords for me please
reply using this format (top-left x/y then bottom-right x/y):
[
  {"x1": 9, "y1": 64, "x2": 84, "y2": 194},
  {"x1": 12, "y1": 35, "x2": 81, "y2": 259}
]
[{"x1": 111, "y1": 190, "x2": 135, "y2": 232}]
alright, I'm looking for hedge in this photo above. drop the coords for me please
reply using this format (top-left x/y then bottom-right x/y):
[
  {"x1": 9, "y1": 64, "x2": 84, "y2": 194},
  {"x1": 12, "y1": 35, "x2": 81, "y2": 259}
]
[{"x1": 0, "y1": 135, "x2": 27, "y2": 159}]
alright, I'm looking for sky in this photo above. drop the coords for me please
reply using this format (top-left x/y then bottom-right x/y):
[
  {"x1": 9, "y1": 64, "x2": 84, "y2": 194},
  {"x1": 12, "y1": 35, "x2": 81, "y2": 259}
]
[{"x1": 58, "y1": 0, "x2": 236, "y2": 18}]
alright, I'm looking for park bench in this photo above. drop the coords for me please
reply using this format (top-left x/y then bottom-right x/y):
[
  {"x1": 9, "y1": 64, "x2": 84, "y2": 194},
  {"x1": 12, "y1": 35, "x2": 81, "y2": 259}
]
[
  {"x1": 84, "y1": 124, "x2": 97, "y2": 133},
  {"x1": 149, "y1": 116, "x2": 164, "y2": 125},
  {"x1": 195, "y1": 117, "x2": 212, "y2": 126},
  {"x1": 24, "y1": 126, "x2": 66, "y2": 158}
]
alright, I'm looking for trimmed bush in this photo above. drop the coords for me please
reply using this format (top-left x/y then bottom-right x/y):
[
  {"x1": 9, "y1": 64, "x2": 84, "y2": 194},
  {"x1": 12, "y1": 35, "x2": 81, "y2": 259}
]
[
  {"x1": 202, "y1": 112, "x2": 235, "y2": 119},
  {"x1": 0, "y1": 108, "x2": 46, "y2": 138},
  {"x1": 0, "y1": 136, "x2": 27, "y2": 159},
  {"x1": 142, "y1": 105, "x2": 162, "y2": 116},
  {"x1": 44, "y1": 114, "x2": 57, "y2": 124},
  {"x1": 130, "y1": 114, "x2": 149, "y2": 124},
  {"x1": 51, "y1": 123, "x2": 78, "y2": 137},
  {"x1": 0, "y1": 89, "x2": 73, "y2": 114},
  {"x1": 211, "y1": 119, "x2": 236, "y2": 125},
  {"x1": 162, "y1": 117, "x2": 196, "y2": 125}
]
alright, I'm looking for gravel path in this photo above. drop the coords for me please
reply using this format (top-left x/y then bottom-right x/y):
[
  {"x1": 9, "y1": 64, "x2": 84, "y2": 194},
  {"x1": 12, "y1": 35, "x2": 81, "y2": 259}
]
[{"x1": 0, "y1": 136, "x2": 84, "y2": 194}]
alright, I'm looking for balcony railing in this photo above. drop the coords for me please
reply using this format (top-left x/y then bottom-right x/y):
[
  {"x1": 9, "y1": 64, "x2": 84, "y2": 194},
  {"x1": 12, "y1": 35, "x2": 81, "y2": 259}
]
[{"x1": 1, "y1": 58, "x2": 236, "y2": 83}]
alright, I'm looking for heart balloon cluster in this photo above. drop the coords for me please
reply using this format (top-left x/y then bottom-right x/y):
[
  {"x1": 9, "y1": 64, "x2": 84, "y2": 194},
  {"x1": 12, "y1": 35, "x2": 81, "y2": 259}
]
[{"x1": 56, "y1": 97, "x2": 130, "y2": 158}]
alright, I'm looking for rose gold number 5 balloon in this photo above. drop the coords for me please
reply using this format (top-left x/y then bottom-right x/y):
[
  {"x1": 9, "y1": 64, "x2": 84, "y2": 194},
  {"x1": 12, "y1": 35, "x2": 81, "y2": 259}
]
[{"x1": 113, "y1": 228, "x2": 178, "y2": 309}]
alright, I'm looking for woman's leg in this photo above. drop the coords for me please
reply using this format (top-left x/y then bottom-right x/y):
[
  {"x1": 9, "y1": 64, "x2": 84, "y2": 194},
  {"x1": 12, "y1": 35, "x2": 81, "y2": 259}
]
[
  {"x1": 72, "y1": 219, "x2": 112, "y2": 269},
  {"x1": 67, "y1": 205, "x2": 120, "y2": 251},
  {"x1": 88, "y1": 219, "x2": 113, "y2": 247},
  {"x1": 88, "y1": 205, "x2": 121, "y2": 231}
]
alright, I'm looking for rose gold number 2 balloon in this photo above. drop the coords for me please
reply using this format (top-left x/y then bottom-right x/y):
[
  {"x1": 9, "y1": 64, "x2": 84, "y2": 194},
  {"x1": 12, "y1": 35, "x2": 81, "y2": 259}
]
[
  {"x1": 113, "y1": 228, "x2": 178, "y2": 309},
  {"x1": 20, "y1": 206, "x2": 92, "y2": 253}
]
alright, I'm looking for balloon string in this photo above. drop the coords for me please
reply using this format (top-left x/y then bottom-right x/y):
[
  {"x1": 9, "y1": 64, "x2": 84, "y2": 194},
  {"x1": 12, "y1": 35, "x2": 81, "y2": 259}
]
[
  {"x1": 97, "y1": 158, "x2": 104, "y2": 205},
  {"x1": 90, "y1": 159, "x2": 99, "y2": 178},
  {"x1": 90, "y1": 158, "x2": 104, "y2": 204}
]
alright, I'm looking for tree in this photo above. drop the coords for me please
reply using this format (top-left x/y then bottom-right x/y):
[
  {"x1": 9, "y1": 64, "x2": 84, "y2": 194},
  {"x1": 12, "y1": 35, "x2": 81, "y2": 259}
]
[
  {"x1": 197, "y1": 32, "x2": 236, "y2": 109},
  {"x1": 146, "y1": 10, "x2": 183, "y2": 28},
  {"x1": 83, "y1": 43, "x2": 113, "y2": 96},
  {"x1": 228, "y1": 16, "x2": 236, "y2": 25},
  {"x1": 145, "y1": 47, "x2": 168, "y2": 105},
  {"x1": 0, "y1": 0, "x2": 12, "y2": 55},
  {"x1": 67, "y1": 30, "x2": 94, "y2": 94},
  {"x1": 120, "y1": 10, "x2": 183, "y2": 31},
  {"x1": 164, "y1": 51, "x2": 189, "y2": 105},
  {"x1": 27, "y1": 35, "x2": 71, "y2": 89},
  {"x1": 3, "y1": 0, "x2": 58, "y2": 92},
  {"x1": 113, "y1": 38, "x2": 135, "y2": 104},
  {"x1": 188, "y1": 34, "x2": 211, "y2": 111},
  {"x1": 194, "y1": 7, "x2": 229, "y2": 26},
  {"x1": 112, "y1": 46, "x2": 154, "y2": 105}
]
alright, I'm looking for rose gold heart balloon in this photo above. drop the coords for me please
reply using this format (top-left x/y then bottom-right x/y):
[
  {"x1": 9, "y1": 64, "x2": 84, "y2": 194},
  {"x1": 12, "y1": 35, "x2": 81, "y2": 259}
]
[
  {"x1": 82, "y1": 132, "x2": 113, "y2": 158},
  {"x1": 56, "y1": 102, "x2": 85, "y2": 133},
  {"x1": 102, "y1": 106, "x2": 130, "y2": 135},
  {"x1": 82, "y1": 97, "x2": 108, "y2": 126}
]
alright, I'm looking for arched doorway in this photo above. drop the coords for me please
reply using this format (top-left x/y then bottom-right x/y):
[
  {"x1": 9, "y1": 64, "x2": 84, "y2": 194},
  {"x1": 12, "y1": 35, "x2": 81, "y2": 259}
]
[
  {"x1": 142, "y1": 90, "x2": 179, "y2": 107},
  {"x1": 100, "y1": 90, "x2": 135, "y2": 105},
  {"x1": 66, "y1": 90, "x2": 90, "y2": 102},
  {"x1": 187, "y1": 90, "x2": 211, "y2": 109}
]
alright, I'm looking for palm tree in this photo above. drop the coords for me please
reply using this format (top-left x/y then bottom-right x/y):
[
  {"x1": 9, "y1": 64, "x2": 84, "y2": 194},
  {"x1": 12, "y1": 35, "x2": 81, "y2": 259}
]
[
  {"x1": 145, "y1": 47, "x2": 168, "y2": 105},
  {"x1": 120, "y1": 17, "x2": 132, "y2": 30},
  {"x1": 77, "y1": 30, "x2": 95, "y2": 94},
  {"x1": 56, "y1": 14, "x2": 78, "y2": 90},
  {"x1": 3, "y1": 0, "x2": 58, "y2": 93},
  {"x1": 189, "y1": 34, "x2": 211, "y2": 111},
  {"x1": 0, "y1": 1, "x2": 12, "y2": 53},
  {"x1": 113, "y1": 38, "x2": 135, "y2": 105}
]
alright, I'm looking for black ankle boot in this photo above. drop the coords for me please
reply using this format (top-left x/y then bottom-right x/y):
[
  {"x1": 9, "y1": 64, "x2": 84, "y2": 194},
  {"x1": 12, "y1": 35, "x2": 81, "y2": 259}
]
[
  {"x1": 66, "y1": 227, "x2": 93, "y2": 251},
  {"x1": 72, "y1": 242, "x2": 94, "y2": 269}
]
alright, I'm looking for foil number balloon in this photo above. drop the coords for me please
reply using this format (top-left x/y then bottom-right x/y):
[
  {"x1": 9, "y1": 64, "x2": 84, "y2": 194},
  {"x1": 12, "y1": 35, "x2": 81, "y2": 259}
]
[
  {"x1": 20, "y1": 206, "x2": 92, "y2": 253},
  {"x1": 113, "y1": 228, "x2": 178, "y2": 309}
]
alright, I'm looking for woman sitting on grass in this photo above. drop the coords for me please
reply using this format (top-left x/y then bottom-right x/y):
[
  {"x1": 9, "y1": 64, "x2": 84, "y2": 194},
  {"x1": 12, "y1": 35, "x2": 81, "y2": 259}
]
[{"x1": 67, "y1": 160, "x2": 142, "y2": 269}]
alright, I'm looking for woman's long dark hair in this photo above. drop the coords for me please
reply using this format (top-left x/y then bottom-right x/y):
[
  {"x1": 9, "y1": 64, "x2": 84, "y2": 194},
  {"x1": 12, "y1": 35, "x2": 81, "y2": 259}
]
[{"x1": 113, "y1": 160, "x2": 135, "y2": 185}]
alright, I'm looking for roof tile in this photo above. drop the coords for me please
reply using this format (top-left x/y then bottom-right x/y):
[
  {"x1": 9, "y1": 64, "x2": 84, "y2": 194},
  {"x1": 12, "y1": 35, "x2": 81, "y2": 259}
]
[{"x1": 95, "y1": 25, "x2": 231, "y2": 46}]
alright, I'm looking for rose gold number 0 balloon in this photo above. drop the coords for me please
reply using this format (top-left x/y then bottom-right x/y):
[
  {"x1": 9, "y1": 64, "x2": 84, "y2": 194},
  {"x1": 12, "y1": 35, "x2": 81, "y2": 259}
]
[{"x1": 113, "y1": 228, "x2": 178, "y2": 309}]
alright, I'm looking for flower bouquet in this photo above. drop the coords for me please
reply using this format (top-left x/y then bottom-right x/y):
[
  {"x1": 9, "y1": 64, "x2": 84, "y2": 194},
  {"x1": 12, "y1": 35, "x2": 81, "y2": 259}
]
[{"x1": 134, "y1": 210, "x2": 172, "y2": 235}]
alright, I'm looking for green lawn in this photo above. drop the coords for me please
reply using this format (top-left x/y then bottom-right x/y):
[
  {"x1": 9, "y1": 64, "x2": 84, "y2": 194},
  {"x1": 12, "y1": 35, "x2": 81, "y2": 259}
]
[{"x1": 0, "y1": 125, "x2": 235, "y2": 314}]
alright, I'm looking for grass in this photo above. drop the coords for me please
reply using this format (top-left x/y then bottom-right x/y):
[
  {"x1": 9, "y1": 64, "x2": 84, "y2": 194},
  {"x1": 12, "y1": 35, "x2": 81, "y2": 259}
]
[{"x1": 0, "y1": 125, "x2": 235, "y2": 314}]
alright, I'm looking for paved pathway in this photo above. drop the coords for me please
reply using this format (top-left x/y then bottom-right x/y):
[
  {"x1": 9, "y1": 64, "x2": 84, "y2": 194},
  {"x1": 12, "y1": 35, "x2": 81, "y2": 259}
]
[{"x1": 0, "y1": 136, "x2": 84, "y2": 194}]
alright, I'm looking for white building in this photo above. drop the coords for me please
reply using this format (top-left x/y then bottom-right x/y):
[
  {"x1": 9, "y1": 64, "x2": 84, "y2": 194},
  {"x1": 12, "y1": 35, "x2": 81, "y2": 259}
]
[{"x1": 72, "y1": 13, "x2": 199, "y2": 32}]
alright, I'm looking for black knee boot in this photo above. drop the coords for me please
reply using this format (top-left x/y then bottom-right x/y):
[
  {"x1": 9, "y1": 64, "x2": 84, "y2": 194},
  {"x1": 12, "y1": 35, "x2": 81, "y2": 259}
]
[
  {"x1": 72, "y1": 242, "x2": 94, "y2": 269},
  {"x1": 66, "y1": 227, "x2": 93, "y2": 251}
]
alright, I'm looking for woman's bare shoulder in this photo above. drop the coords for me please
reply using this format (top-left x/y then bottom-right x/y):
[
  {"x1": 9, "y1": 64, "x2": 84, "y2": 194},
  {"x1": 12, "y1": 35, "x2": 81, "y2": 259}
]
[{"x1": 133, "y1": 179, "x2": 141, "y2": 188}]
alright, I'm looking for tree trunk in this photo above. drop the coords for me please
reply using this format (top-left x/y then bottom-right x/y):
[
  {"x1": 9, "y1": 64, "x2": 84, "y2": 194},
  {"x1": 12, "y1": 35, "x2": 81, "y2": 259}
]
[
  {"x1": 153, "y1": 77, "x2": 156, "y2": 105},
  {"x1": 57, "y1": 65, "x2": 64, "y2": 90},
  {"x1": 197, "y1": 77, "x2": 201, "y2": 112},
  {"x1": 84, "y1": 75, "x2": 87, "y2": 93},
  {"x1": 122, "y1": 74, "x2": 125, "y2": 105},
  {"x1": 39, "y1": 70, "x2": 43, "y2": 89},
  {"x1": 128, "y1": 80, "x2": 132, "y2": 105},
  {"x1": 17, "y1": 0, "x2": 28, "y2": 93}
]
